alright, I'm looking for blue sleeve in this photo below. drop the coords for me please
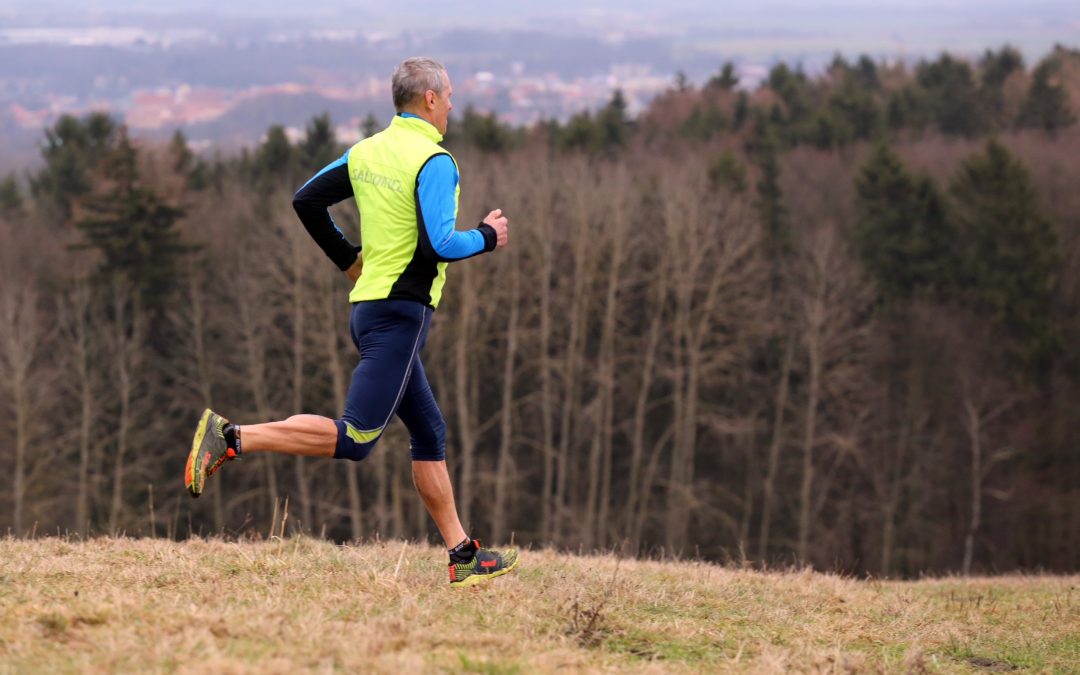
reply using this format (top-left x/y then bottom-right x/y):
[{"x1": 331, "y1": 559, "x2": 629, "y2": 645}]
[
  {"x1": 292, "y1": 149, "x2": 359, "y2": 271},
  {"x1": 416, "y1": 154, "x2": 493, "y2": 261}
]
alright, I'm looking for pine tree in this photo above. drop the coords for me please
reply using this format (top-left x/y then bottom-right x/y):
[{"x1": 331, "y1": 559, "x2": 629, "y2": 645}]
[
  {"x1": 980, "y1": 46, "x2": 1024, "y2": 89},
  {"x1": 733, "y1": 92, "x2": 750, "y2": 130},
  {"x1": 558, "y1": 111, "x2": 602, "y2": 153},
  {"x1": 950, "y1": 140, "x2": 1061, "y2": 369},
  {"x1": 886, "y1": 86, "x2": 925, "y2": 132},
  {"x1": 460, "y1": 107, "x2": 513, "y2": 153},
  {"x1": 979, "y1": 46, "x2": 1024, "y2": 128},
  {"x1": 916, "y1": 54, "x2": 988, "y2": 137},
  {"x1": 597, "y1": 89, "x2": 632, "y2": 150},
  {"x1": 169, "y1": 129, "x2": 194, "y2": 173},
  {"x1": 708, "y1": 151, "x2": 748, "y2": 194},
  {"x1": 768, "y1": 62, "x2": 811, "y2": 125},
  {"x1": 299, "y1": 113, "x2": 338, "y2": 171},
  {"x1": 256, "y1": 125, "x2": 293, "y2": 181},
  {"x1": 755, "y1": 133, "x2": 791, "y2": 261},
  {"x1": 74, "y1": 129, "x2": 188, "y2": 312},
  {"x1": 1018, "y1": 60, "x2": 1077, "y2": 133},
  {"x1": 33, "y1": 112, "x2": 119, "y2": 222},
  {"x1": 852, "y1": 144, "x2": 956, "y2": 304},
  {"x1": 707, "y1": 62, "x2": 740, "y2": 91},
  {"x1": 828, "y1": 88, "x2": 881, "y2": 141},
  {"x1": 361, "y1": 113, "x2": 380, "y2": 138},
  {"x1": 854, "y1": 55, "x2": 880, "y2": 90},
  {"x1": 0, "y1": 173, "x2": 21, "y2": 216}
]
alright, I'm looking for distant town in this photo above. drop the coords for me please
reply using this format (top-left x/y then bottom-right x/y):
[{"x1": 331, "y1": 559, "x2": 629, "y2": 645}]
[
  {"x1": 0, "y1": 22, "x2": 726, "y2": 165},
  {"x1": 1, "y1": 1, "x2": 1075, "y2": 166}
]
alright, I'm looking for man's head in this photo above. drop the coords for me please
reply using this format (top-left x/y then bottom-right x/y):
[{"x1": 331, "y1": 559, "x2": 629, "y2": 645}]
[{"x1": 392, "y1": 57, "x2": 453, "y2": 135}]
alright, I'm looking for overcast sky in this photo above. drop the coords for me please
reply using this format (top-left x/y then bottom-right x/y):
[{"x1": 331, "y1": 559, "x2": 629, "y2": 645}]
[{"x1": 1, "y1": 0, "x2": 1076, "y2": 61}]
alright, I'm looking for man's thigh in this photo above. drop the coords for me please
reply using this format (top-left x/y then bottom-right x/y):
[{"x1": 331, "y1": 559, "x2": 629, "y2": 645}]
[{"x1": 335, "y1": 300, "x2": 431, "y2": 459}]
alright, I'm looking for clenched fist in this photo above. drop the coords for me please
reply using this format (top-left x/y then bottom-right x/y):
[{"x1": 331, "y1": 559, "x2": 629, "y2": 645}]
[{"x1": 483, "y1": 208, "x2": 510, "y2": 249}]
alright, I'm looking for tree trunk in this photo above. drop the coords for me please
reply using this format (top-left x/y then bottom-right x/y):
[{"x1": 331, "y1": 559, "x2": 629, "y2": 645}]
[
  {"x1": 625, "y1": 267, "x2": 668, "y2": 547},
  {"x1": 320, "y1": 274, "x2": 362, "y2": 541},
  {"x1": 797, "y1": 325, "x2": 822, "y2": 565},
  {"x1": 554, "y1": 179, "x2": 591, "y2": 543},
  {"x1": 108, "y1": 289, "x2": 141, "y2": 534},
  {"x1": 60, "y1": 288, "x2": 95, "y2": 537},
  {"x1": 758, "y1": 336, "x2": 794, "y2": 564},
  {"x1": 237, "y1": 284, "x2": 279, "y2": 516},
  {"x1": 586, "y1": 175, "x2": 626, "y2": 549},
  {"x1": 1, "y1": 287, "x2": 38, "y2": 535},
  {"x1": 454, "y1": 265, "x2": 477, "y2": 529},
  {"x1": 492, "y1": 253, "x2": 519, "y2": 543},
  {"x1": 290, "y1": 242, "x2": 313, "y2": 534},
  {"x1": 962, "y1": 397, "x2": 982, "y2": 576},
  {"x1": 186, "y1": 276, "x2": 224, "y2": 532},
  {"x1": 537, "y1": 211, "x2": 556, "y2": 542}
]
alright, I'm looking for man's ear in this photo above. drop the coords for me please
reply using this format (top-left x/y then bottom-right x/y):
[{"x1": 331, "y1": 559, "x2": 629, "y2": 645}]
[{"x1": 426, "y1": 90, "x2": 436, "y2": 109}]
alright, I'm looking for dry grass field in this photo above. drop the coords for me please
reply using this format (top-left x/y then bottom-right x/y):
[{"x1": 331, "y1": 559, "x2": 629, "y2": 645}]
[{"x1": 0, "y1": 536, "x2": 1076, "y2": 673}]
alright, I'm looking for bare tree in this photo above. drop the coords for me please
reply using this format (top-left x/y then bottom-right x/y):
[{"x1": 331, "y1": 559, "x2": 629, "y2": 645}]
[
  {"x1": 232, "y1": 245, "x2": 280, "y2": 516},
  {"x1": 106, "y1": 280, "x2": 146, "y2": 534},
  {"x1": 584, "y1": 164, "x2": 630, "y2": 549},
  {"x1": 57, "y1": 286, "x2": 101, "y2": 536},
  {"x1": 529, "y1": 162, "x2": 558, "y2": 543},
  {"x1": 794, "y1": 223, "x2": 871, "y2": 565},
  {"x1": 661, "y1": 161, "x2": 762, "y2": 552},
  {"x1": 758, "y1": 335, "x2": 794, "y2": 564},
  {"x1": 552, "y1": 158, "x2": 595, "y2": 543},
  {"x1": 624, "y1": 257, "x2": 669, "y2": 548},
  {"x1": 0, "y1": 284, "x2": 45, "y2": 534},
  {"x1": 491, "y1": 243, "x2": 520, "y2": 543},
  {"x1": 957, "y1": 361, "x2": 1021, "y2": 575}
]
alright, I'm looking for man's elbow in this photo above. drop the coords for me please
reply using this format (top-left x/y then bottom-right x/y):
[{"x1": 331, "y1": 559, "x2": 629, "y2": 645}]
[
  {"x1": 429, "y1": 238, "x2": 449, "y2": 259},
  {"x1": 292, "y1": 192, "x2": 314, "y2": 220}
]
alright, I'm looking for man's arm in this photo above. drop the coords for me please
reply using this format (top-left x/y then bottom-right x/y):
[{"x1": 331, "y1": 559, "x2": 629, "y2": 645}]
[
  {"x1": 292, "y1": 149, "x2": 360, "y2": 271},
  {"x1": 415, "y1": 154, "x2": 499, "y2": 261}
]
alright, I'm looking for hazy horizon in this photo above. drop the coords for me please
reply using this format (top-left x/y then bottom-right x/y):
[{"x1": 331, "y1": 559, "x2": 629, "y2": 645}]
[
  {"x1": 2, "y1": 0, "x2": 1078, "y2": 60},
  {"x1": 2, "y1": 0, "x2": 1077, "y2": 168}
]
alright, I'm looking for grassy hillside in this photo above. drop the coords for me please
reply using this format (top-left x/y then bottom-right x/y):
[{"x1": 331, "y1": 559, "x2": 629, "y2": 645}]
[{"x1": 0, "y1": 537, "x2": 1075, "y2": 673}]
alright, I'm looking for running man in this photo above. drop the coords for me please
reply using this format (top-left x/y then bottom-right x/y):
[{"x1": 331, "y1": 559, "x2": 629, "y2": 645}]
[{"x1": 184, "y1": 57, "x2": 518, "y2": 588}]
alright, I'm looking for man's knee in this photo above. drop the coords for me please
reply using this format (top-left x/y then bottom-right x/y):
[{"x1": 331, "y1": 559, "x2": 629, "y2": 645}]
[
  {"x1": 333, "y1": 419, "x2": 382, "y2": 462},
  {"x1": 408, "y1": 413, "x2": 446, "y2": 461}
]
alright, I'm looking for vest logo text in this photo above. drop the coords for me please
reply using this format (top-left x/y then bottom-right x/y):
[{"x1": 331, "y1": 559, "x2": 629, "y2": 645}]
[{"x1": 351, "y1": 168, "x2": 405, "y2": 194}]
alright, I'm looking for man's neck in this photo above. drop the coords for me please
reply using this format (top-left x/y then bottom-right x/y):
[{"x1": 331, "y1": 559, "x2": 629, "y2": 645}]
[{"x1": 399, "y1": 110, "x2": 437, "y2": 129}]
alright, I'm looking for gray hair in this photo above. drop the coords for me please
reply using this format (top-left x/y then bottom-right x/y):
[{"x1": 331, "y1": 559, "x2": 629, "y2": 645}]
[{"x1": 392, "y1": 57, "x2": 447, "y2": 111}]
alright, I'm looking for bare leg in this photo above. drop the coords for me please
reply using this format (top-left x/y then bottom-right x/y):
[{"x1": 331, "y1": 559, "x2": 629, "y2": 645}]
[
  {"x1": 240, "y1": 415, "x2": 337, "y2": 458},
  {"x1": 412, "y1": 460, "x2": 468, "y2": 548}
]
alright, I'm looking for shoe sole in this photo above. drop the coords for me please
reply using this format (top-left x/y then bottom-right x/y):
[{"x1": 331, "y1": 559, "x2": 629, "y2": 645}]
[
  {"x1": 449, "y1": 554, "x2": 520, "y2": 588},
  {"x1": 185, "y1": 408, "x2": 213, "y2": 499}
]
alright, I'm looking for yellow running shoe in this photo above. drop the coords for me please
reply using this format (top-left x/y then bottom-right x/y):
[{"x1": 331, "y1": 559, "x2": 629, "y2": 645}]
[
  {"x1": 184, "y1": 408, "x2": 238, "y2": 498},
  {"x1": 448, "y1": 540, "x2": 519, "y2": 587}
]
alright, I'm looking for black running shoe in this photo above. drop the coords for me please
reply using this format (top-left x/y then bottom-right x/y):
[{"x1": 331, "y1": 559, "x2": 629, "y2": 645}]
[{"x1": 448, "y1": 540, "x2": 519, "y2": 587}]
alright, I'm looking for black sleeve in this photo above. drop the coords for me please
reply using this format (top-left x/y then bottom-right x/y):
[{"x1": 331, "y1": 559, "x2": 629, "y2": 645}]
[
  {"x1": 292, "y1": 160, "x2": 359, "y2": 271},
  {"x1": 477, "y1": 222, "x2": 498, "y2": 252}
]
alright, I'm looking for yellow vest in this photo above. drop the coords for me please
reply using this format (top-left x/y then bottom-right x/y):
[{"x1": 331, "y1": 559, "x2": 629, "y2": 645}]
[{"x1": 346, "y1": 115, "x2": 459, "y2": 308}]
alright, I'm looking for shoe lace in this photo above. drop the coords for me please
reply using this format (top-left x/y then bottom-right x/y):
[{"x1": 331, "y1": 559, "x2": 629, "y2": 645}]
[{"x1": 206, "y1": 447, "x2": 238, "y2": 477}]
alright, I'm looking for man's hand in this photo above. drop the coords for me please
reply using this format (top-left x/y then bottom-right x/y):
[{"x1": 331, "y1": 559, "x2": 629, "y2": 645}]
[
  {"x1": 483, "y1": 209, "x2": 509, "y2": 249},
  {"x1": 345, "y1": 256, "x2": 363, "y2": 283}
]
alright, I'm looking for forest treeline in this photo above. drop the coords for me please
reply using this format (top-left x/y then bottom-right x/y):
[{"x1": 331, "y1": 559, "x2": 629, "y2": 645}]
[{"x1": 1, "y1": 45, "x2": 1077, "y2": 576}]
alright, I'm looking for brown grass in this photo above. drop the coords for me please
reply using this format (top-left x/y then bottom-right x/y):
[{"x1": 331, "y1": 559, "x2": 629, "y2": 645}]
[{"x1": 0, "y1": 537, "x2": 1075, "y2": 673}]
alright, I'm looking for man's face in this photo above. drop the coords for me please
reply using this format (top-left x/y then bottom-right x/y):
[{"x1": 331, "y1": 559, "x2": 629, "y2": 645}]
[{"x1": 429, "y1": 71, "x2": 453, "y2": 135}]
